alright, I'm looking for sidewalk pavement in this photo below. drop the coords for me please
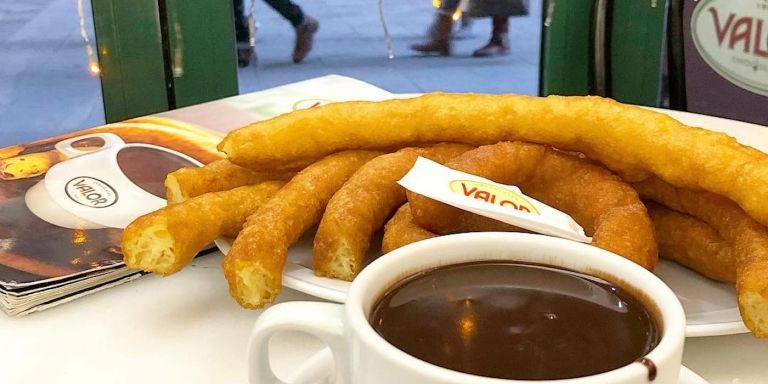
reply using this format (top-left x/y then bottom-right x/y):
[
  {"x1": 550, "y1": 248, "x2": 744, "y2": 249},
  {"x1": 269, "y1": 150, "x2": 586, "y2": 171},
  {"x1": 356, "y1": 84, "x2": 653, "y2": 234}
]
[
  {"x1": 239, "y1": 0, "x2": 541, "y2": 95},
  {"x1": 0, "y1": 0, "x2": 541, "y2": 147}
]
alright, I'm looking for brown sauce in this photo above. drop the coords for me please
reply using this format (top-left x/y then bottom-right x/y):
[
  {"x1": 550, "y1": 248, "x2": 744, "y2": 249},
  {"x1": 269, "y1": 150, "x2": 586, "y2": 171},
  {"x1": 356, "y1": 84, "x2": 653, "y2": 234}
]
[
  {"x1": 370, "y1": 261, "x2": 658, "y2": 380},
  {"x1": 116, "y1": 146, "x2": 195, "y2": 198}
]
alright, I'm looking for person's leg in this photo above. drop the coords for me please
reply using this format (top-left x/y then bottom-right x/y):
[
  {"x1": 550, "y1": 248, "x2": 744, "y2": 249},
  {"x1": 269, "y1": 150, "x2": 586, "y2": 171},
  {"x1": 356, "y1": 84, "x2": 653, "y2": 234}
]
[
  {"x1": 233, "y1": 0, "x2": 250, "y2": 41},
  {"x1": 263, "y1": 0, "x2": 305, "y2": 27},
  {"x1": 440, "y1": 0, "x2": 462, "y2": 12},
  {"x1": 472, "y1": 16, "x2": 509, "y2": 57},
  {"x1": 233, "y1": 0, "x2": 255, "y2": 67},
  {"x1": 411, "y1": 1, "x2": 457, "y2": 55},
  {"x1": 453, "y1": 8, "x2": 475, "y2": 40},
  {"x1": 262, "y1": 0, "x2": 319, "y2": 63}
]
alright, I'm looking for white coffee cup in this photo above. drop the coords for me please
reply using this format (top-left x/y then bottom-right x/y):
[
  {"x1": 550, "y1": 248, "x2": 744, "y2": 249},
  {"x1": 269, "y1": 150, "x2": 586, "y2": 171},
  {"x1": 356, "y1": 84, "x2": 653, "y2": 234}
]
[
  {"x1": 25, "y1": 133, "x2": 201, "y2": 229},
  {"x1": 249, "y1": 232, "x2": 686, "y2": 384}
]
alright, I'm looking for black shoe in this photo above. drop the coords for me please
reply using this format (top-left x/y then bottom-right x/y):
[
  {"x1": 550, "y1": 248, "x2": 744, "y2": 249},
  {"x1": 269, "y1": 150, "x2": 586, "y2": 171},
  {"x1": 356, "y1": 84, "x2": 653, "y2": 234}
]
[{"x1": 237, "y1": 45, "x2": 256, "y2": 67}]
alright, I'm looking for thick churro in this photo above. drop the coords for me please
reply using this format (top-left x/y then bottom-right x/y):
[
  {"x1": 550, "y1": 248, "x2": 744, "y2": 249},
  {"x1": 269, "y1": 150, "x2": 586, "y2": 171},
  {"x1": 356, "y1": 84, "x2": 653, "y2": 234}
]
[
  {"x1": 635, "y1": 178, "x2": 768, "y2": 337},
  {"x1": 313, "y1": 144, "x2": 471, "y2": 281},
  {"x1": 218, "y1": 93, "x2": 768, "y2": 229},
  {"x1": 222, "y1": 151, "x2": 382, "y2": 308},
  {"x1": 122, "y1": 181, "x2": 284, "y2": 275},
  {"x1": 165, "y1": 159, "x2": 293, "y2": 204},
  {"x1": 407, "y1": 142, "x2": 657, "y2": 269},
  {"x1": 381, "y1": 204, "x2": 437, "y2": 254},
  {"x1": 646, "y1": 202, "x2": 736, "y2": 283}
]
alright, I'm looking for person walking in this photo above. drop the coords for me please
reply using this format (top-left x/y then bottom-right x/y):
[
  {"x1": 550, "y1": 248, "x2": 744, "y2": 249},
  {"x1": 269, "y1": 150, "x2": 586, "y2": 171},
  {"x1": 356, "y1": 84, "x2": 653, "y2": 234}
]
[
  {"x1": 410, "y1": 0, "x2": 528, "y2": 58},
  {"x1": 410, "y1": 0, "x2": 461, "y2": 56},
  {"x1": 466, "y1": 0, "x2": 528, "y2": 57},
  {"x1": 233, "y1": 0, "x2": 319, "y2": 66}
]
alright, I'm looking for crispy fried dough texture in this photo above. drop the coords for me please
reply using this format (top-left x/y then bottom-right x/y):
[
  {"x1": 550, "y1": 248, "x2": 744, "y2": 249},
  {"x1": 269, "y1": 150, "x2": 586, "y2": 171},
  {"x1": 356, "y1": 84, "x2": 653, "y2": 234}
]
[
  {"x1": 381, "y1": 204, "x2": 437, "y2": 254},
  {"x1": 313, "y1": 143, "x2": 472, "y2": 281},
  {"x1": 122, "y1": 181, "x2": 284, "y2": 275},
  {"x1": 646, "y1": 202, "x2": 736, "y2": 284},
  {"x1": 218, "y1": 93, "x2": 768, "y2": 228},
  {"x1": 165, "y1": 159, "x2": 293, "y2": 204},
  {"x1": 407, "y1": 142, "x2": 657, "y2": 270},
  {"x1": 635, "y1": 178, "x2": 768, "y2": 338},
  {"x1": 222, "y1": 151, "x2": 382, "y2": 308}
]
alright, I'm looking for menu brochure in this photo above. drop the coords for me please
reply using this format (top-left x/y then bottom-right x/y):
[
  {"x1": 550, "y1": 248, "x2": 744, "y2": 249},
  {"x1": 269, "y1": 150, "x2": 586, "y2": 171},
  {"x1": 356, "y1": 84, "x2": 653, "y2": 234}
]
[{"x1": 0, "y1": 75, "x2": 393, "y2": 316}]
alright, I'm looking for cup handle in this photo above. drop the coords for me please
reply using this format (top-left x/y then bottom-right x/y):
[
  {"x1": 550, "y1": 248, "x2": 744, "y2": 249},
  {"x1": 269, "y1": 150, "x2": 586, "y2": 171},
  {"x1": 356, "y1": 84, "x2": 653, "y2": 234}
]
[
  {"x1": 249, "y1": 302, "x2": 347, "y2": 384},
  {"x1": 54, "y1": 133, "x2": 125, "y2": 158}
]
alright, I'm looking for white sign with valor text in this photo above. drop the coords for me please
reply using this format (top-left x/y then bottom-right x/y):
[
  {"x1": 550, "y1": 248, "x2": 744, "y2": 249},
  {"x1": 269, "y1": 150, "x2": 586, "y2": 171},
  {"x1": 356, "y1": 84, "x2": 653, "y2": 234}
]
[{"x1": 398, "y1": 157, "x2": 591, "y2": 243}]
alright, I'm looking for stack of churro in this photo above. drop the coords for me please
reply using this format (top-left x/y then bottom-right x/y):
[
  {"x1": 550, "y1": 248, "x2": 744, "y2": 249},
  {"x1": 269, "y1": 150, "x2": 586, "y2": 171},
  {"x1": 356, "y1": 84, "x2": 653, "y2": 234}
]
[{"x1": 122, "y1": 93, "x2": 768, "y2": 338}]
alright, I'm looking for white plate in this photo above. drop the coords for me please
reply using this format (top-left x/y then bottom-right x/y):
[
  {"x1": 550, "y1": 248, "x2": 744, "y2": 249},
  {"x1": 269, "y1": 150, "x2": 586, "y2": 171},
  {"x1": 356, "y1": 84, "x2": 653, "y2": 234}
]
[{"x1": 216, "y1": 107, "x2": 766, "y2": 338}]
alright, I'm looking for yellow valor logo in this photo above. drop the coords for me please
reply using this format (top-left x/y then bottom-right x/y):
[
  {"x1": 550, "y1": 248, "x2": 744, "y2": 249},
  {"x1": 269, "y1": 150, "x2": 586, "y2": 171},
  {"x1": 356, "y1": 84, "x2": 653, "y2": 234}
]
[{"x1": 449, "y1": 180, "x2": 539, "y2": 214}]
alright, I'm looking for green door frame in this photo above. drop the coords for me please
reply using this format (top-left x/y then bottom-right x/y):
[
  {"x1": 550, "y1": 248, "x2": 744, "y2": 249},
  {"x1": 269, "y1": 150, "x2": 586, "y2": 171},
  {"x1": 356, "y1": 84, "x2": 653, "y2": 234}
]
[
  {"x1": 540, "y1": 0, "x2": 667, "y2": 107},
  {"x1": 91, "y1": 0, "x2": 168, "y2": 123},
  {"x1": 539, "y1": 0, "x2": 594, "y2": 97},
  {"x1": 91, "y1": 0, "x2": 238, "y2": 123},
  {"x1": 610, "y1": 0, "x2": 667, "y2": 106}
]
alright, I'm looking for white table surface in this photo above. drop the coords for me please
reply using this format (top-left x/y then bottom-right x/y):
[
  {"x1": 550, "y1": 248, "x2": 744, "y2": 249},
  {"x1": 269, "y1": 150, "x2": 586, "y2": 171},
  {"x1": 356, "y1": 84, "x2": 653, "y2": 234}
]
[
  {"x1": 1, "y1": 252, "x2": 766, "y2": 384},
  {"x1": 3, "y1": 108, "x2": 768, "y2": 383}
]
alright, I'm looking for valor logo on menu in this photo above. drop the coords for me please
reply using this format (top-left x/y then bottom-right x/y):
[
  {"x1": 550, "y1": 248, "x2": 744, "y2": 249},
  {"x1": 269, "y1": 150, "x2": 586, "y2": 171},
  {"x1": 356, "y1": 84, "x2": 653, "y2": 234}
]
[
  {"x1": 691, "y1": 0, "x2": 768, "y2": 96},
  {"x1": 65, "y1": 177, "x2": 118, "y2": 208}
]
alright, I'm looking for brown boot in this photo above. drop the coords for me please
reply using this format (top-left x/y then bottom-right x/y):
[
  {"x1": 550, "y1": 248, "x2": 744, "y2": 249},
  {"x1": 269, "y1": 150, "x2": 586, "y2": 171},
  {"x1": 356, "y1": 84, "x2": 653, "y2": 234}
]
[
  {"x1": 293, "y1": 16, "x2": 319, "y2": 63},
  {"x1": 411, "y1": 13, "x2": 453, "y2": 56},
  {"x1": 473, "y1": 16, "x2": 510, "y2": 57}
]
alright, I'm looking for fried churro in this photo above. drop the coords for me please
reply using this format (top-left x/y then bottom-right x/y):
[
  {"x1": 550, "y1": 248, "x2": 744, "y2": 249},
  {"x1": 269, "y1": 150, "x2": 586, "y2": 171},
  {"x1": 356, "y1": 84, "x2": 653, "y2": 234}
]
[
  {"x1": 313, "y1": 143, "x2": 471, "y2": 281},
  {"x1": 222, "y1": 151, "x2": 382, "y2": 308},
  {"x1": 407, "y1": 142, "x2": 657, "y2": 269},
  {"x1": 634, "y1": 178, "x2": 768, "y2": 337},
  {"x1": 165, "y1": 159, "x2": 293, "y2": 204},
  {"x1": 646, "y1": 202, "x2": 736, "y2": 284},
  {"x1": 381, "y1": 204, "x2": 437, "y2": 254},
  {"x1": 218, "y1": 93, "x2": 768, "y2": 229},
  {"x1": 122, "y1": 181, "x2": 284, "y2": 275}
]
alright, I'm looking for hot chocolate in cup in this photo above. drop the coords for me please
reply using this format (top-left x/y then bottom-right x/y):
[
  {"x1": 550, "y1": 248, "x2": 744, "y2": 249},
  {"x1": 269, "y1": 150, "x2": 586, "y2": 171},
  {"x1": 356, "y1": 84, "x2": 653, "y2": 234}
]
[
  {"x1": 249, "y1": 232, "x2": 686, "y2": 384},
  {"x1": 25, "y1": 133, "x2": 200, "y2": 230}
]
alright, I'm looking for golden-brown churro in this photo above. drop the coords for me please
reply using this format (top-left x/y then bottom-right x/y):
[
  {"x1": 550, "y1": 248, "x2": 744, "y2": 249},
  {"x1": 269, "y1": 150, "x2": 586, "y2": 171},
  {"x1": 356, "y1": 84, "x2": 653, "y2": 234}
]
[
  {"x1": 381, "y1": 204, "x2": 437, "y2": 254},
  {"x1": 222, "y1": 150, "x2": 382, "y2": 308},
  {"x1": 122, "y1": 181, "x2": 284, "y2": 275},
  {"x1": 218, "y1": 93, "x2": 768, "y2": 228},
  {"x1": 313, "y1": 143, "x2": 471, "y2": 280},
  {"x1": 634, "y1": 178, "x2": 768, "y2": 337},
  {"x1": 646, "y1": 202, "x2": 736, "y2": 283},
  {"x1": 165, "y1": 159, "x2": 293, "y2": 204},
  {"x1": 407, "y1": 142, "x2": 657, "y2": 269}
]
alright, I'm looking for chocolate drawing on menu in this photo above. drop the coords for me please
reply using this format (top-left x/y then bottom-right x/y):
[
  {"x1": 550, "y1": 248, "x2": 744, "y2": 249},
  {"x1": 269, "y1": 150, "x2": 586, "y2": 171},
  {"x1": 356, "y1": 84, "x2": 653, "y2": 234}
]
[{"x1": 123, "y1": 93, "x2": 768, "y2": 338}]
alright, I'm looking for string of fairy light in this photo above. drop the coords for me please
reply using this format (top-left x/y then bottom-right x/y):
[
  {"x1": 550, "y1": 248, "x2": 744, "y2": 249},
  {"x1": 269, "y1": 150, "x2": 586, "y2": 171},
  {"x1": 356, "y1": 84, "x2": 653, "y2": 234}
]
[
  {"x1": 76, "y1": 0, "x2": 101, "y2": 76},
  {"x1": 379, "y1": 0, "x2": 394, "y2": 59}
]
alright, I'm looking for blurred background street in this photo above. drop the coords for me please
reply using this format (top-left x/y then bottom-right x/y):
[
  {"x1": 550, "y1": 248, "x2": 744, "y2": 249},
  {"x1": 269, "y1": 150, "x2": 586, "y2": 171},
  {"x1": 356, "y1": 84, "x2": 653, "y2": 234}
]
[{"x1": 0, "y1": 0, "x2": 541, "y2": 146}]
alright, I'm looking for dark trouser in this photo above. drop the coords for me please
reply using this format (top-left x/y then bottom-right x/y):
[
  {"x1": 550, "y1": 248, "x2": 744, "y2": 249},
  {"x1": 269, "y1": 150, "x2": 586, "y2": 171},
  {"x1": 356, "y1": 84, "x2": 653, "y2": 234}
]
[
  {"x1": 264, "y1": 0, "x2": 305, "y2": 27},
  {"x1": 233, "y1": 0, "x2": 306, "y2": 44},
  {"x1": 439, "y1": 0, "x2": 461, "y2": 12},
  {"x1": 233, "y1": 0, "x2": 250, "y2": 45}
]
